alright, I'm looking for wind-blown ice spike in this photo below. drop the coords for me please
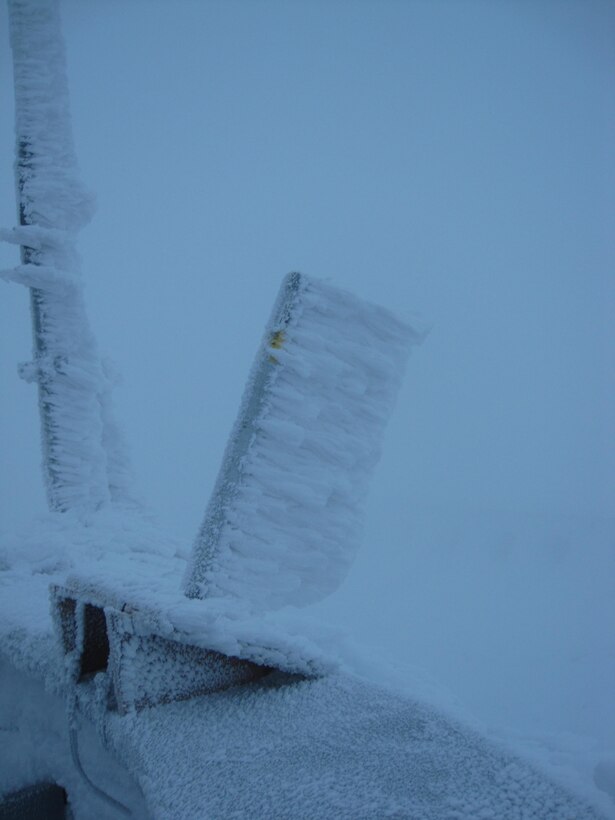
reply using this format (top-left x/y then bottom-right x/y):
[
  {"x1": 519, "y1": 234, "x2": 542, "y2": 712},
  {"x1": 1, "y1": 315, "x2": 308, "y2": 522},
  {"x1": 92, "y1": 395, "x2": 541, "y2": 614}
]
[{"x1": 185, "y1": 272, "x2": 428, "y2": 610}]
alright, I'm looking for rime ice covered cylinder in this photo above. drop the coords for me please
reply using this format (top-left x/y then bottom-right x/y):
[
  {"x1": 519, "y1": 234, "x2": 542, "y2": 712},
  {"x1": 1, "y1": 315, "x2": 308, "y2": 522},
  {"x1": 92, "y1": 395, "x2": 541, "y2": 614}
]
[
  {"x1": 185, "y1": 273, "x2": 426, "y2": 610},
  {"x1": 3, "y1": 0, "x2": 136, "y2": 513}
]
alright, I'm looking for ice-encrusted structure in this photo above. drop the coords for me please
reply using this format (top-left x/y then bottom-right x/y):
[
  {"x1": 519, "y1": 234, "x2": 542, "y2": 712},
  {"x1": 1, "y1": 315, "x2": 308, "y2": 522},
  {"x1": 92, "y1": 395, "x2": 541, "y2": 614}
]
[
  {"x1": 1, "y1": 512, "x2": 612, "y2": 819},
  {"x1": 2, "y1": 2, "x2": 611, "y2": 818},
  {"x1": 186, "y1": 272, "x2": 426, "y2": 610},
  {"x1": 2, "y1": 0, "x2": 137, "y2": 515}
]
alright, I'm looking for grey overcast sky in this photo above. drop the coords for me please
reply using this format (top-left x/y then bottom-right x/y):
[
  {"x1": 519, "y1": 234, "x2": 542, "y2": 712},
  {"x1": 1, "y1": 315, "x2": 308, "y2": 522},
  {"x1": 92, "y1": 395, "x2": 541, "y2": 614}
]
[{"x1": 1, "y1": 0, "x2": 613, "y2": 533}]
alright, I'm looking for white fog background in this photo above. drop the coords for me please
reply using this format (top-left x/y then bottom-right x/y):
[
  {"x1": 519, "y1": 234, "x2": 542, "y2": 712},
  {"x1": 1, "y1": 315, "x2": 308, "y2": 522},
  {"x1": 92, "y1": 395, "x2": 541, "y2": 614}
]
[{"x1": 1, "y1": 0, "x2": 614, "y2": 802}]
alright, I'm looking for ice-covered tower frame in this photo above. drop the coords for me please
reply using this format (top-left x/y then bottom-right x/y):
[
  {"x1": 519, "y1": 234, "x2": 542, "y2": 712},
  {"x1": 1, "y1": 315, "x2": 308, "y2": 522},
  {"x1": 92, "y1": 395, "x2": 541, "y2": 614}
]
[{"x1": 2, "y1": 0, "x2": 135, "y2": 515}]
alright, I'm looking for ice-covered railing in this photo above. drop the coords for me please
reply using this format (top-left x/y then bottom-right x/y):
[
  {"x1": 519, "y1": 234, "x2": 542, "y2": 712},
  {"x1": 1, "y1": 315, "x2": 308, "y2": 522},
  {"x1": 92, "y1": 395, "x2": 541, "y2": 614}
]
[
  {"x1": 185, "y1": 272, "x2": 427, "y2": 611},
  {"x1": 1, "y1": 0, "x2": 136, "y2": 514}
]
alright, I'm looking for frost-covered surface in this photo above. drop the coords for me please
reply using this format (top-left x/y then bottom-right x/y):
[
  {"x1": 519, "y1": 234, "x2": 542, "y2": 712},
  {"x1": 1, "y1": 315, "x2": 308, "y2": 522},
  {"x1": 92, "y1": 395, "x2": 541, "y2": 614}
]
[
  {"x1": 2, "y1": 649, "x2": 607, "y2": 819},
  {"x1": 0, "y1": 2, "x2": 609, "y2": 817},
  {"x1": 0, "y1": 512, "x2": 345, "y2": 682},
  {"x1": 311, "y1": 503, "x2": 615, "y2": 818},
  {"x1": 2, "y1": 0, "x2": 137, "y2": 514},
  {"x1": 0, "y1": 511, "x2": 177, "y2": 686},
  {"x1": 0, "y1": 659, "x2": 148, "y2": 818},
  {"x1": 186, "y1": 272, "x2": 426, "y2": 610},
  {"x1": 1, "y1": 513, "x2": 612, "y2": 818},
  {"x1": 112, "y1": 673, "x2": 607, "y2": 820},
  {"x1": 7, "y1": 0, "x2": 94, "y2": 231}
]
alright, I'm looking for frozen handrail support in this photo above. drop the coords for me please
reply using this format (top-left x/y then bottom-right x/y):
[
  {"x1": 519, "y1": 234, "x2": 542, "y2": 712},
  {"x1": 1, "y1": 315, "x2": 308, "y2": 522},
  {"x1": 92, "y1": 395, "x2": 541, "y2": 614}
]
[{"x1": 185, "y1": 272, "x2": 427, "y2": 611}]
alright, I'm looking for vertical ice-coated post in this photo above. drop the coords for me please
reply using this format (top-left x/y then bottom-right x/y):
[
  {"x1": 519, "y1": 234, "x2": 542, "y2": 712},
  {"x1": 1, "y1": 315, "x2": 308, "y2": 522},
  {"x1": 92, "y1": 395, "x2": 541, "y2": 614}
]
[
  {"x1": 4, "y1": 0, "x2": 135, "y2": 513},
  {"x1": 185, "y1": 272, "x2": 304, "y2": 599}
]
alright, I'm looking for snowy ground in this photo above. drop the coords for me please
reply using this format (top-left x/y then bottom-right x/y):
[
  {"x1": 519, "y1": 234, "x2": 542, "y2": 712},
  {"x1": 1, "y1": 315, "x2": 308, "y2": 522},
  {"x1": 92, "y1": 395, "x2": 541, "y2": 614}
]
[
  {"x1": 310, "y1": 494, "x2": 615, "y2": 816},
  {"x1": 1, "y1": 503, "x2": 612, "y2": 818},
  {"x1": 1, "y1": 497, "x2": 612, "y2": 816}
]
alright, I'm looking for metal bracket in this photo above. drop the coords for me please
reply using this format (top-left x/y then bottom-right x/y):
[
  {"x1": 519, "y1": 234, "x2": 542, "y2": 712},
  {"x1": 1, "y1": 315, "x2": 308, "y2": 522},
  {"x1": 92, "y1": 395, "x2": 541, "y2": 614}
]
[{"x1": 51, "y1": 584, "x2": 268, "y2": 715}]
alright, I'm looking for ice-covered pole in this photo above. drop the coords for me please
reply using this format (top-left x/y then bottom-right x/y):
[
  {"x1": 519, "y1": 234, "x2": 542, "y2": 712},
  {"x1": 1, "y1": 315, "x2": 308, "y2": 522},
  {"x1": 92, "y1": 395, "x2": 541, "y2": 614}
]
[{"x1": 2, "y1": 0, "x2": 134, "y2": 513}]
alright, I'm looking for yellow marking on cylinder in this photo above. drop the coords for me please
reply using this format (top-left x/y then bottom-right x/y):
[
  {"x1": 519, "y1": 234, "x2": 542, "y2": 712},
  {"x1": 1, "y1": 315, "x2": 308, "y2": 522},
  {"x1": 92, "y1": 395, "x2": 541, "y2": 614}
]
[
  {"x1": 270, "y1": 330, "x2": 286, "y2": 349},
  {"x1": 268, "y1": 330, "x2": 286, "y2": 364}
]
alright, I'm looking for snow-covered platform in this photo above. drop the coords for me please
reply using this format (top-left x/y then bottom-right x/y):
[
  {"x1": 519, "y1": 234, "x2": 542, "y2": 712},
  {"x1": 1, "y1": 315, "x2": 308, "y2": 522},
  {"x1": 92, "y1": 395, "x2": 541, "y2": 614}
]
[
  {"x1": 0, "y1": 521, "x2": 608, "y2": 819},
  {"x1": 0, "y1": 652, "x2": 608, "y2": 818}
]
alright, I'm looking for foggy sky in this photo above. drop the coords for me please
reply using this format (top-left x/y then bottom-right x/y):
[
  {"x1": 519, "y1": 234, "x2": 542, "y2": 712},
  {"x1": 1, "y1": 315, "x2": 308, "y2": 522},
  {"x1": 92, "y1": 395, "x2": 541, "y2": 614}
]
[{"x1": 1, "y1": 0, "x2": 613, "y2": 537}]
